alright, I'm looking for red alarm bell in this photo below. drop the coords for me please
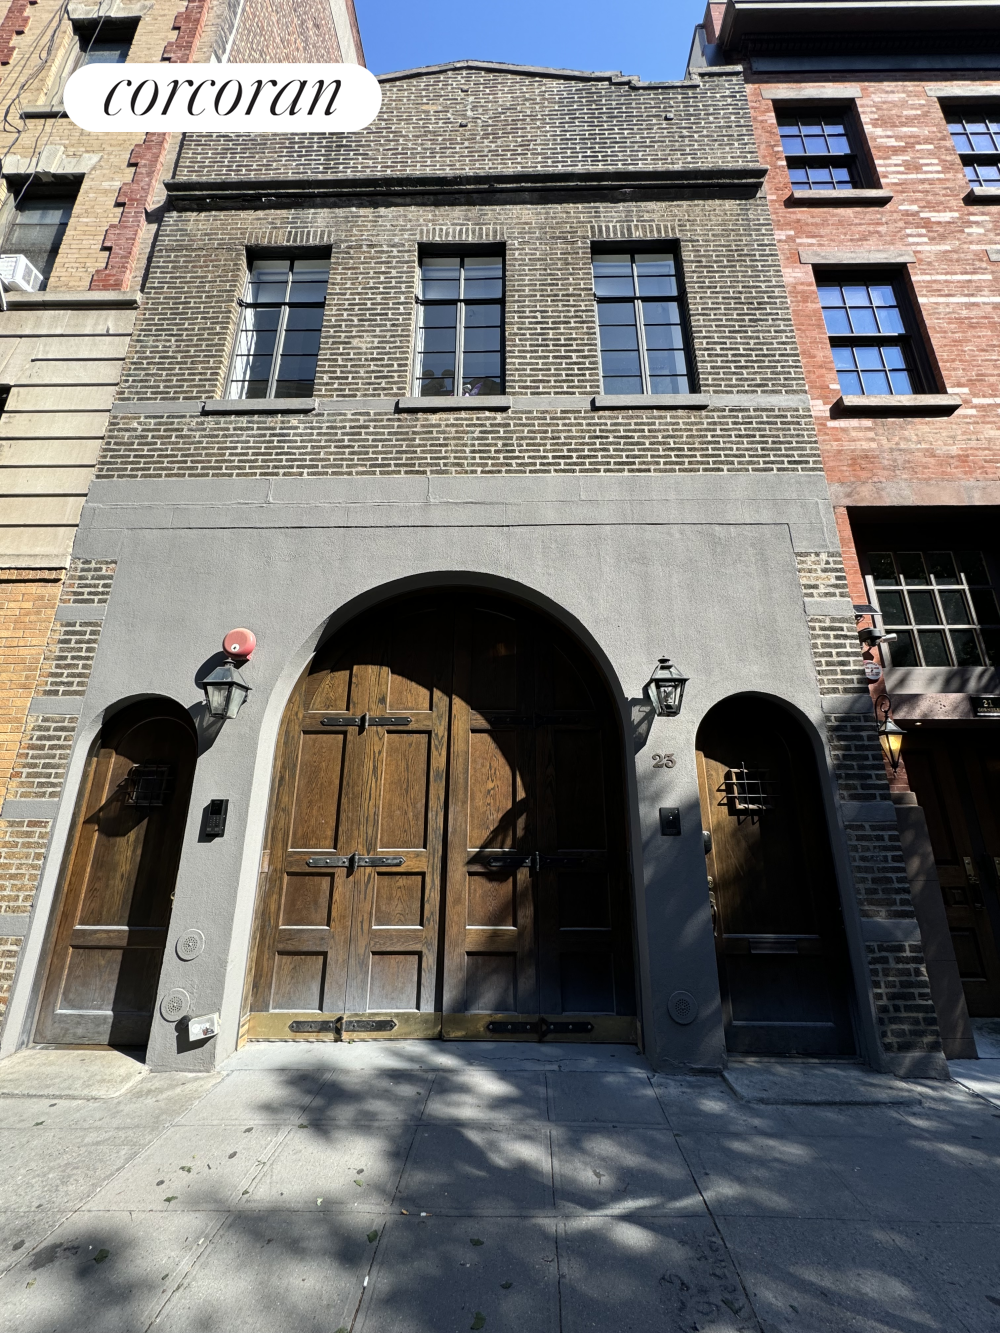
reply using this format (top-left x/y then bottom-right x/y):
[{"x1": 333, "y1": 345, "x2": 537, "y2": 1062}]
[{"x1": 223, "y1": 628, "x2": 256, "y2": 660}]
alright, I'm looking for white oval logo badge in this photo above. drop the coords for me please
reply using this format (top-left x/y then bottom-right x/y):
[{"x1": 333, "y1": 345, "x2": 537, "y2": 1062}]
[{"x1": 64, "y1": 62, "x2": 381, "y2": 133}]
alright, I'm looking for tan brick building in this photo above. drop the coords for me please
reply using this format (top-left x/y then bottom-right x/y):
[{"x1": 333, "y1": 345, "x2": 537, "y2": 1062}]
[
  {"x1": 694, "y1": 0, "x2": 1000, "y2": 1057},
  {"x1": 0, "y1": 0, "x2": 362, "y2": 1015}
]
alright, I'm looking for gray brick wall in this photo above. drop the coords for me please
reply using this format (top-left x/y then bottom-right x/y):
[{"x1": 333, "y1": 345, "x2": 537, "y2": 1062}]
[{"x1": 173, "y1": 64, "x2": 760, "y2": 182}]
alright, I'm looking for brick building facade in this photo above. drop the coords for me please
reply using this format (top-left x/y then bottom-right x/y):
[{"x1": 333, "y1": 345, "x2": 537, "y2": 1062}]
[
  {"x1": 0, "y1": 57, "x2": 946, "y2": 1075},
  {"x1": 0, "y1": 0, "x2": 362, "y2": 1022},
  {"x1": 695, "y1": 0, "x2": 1000, "y2": 1056}
]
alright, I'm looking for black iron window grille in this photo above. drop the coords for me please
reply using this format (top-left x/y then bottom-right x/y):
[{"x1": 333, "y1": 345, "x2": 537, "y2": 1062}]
[
  {"x1": 592, "y1": 252, "x2": 691, "y2": 395},
  {"x1": 720, "y1": 766, "x2": 777, "y2": 825},
  {"x1": 867, "y1": 549, "x2": 1000, "y2": 668},
  {"x1": 124, "y1": 764, "x2": 174, "y2": 807},
  {"x1": 818, "y1": 278, "x2": 918, "y2": 396},
  {"x1": 227, "y1": 257, "x2": 329, "y2": 399},
  {"x1": 414, "y1": 254, "x2": 503, "y2": 397},
  {"x1": 945, "y1": 106, "x2": 1000, "y2": 188},
  {"x1": 777, "y1": 110, "x2": 863, "y2": 191}
]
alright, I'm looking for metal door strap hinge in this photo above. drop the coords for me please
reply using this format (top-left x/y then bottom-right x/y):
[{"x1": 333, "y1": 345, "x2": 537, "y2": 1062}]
[
  {"x1": 482, "y1": 852, "x2": 583, "y2": 870},
  {"x1": 484, "y1": 1018, "x2": 596, "y2": 1037},
  {"x1": 486, "y1": 1020, "x2": 539, "y2": 1034},
  {"x1": 321, "y1": 714, "x2": 412, "y2": 731},
  {"x1": 287, "y1": 1016, "x2": 397, "y2": 1035},
  {"x1": 305, "y1": 853, "x2": 406, "y2": 870}
]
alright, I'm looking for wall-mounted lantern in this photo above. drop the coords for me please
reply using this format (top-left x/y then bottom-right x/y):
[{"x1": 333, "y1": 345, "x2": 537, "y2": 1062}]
[
  {"x1": 643, "y1": 657, "x2": 689, "y2": 718},
  {"x1": 875, "y1": 694, "x2": 904, "y2": 772},
  {"x1": 200, "y1": 628, "x2": 255, "y2": 721}
]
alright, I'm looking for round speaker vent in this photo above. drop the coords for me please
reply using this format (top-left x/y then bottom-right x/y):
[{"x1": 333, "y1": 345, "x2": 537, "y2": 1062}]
[
  {"x1": 176, "y1": 929, "x2": 205, "y2": 962},
  {"x1": 160, "y1": 988, "x2": 191, "y2": 1022},
  {"x1": 667, "y1": 989, "x2": 698, "y2": 1025}
]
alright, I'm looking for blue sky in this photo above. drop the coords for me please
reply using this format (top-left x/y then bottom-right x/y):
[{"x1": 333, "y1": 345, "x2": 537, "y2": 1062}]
[{"x1": 354, "y1": 0, "x2": 708, "y2": 84}]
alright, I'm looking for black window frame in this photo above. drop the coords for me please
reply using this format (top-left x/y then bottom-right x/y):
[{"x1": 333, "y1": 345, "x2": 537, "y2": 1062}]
[
  {"x1": 1, "y1": 180, "x2": 80, "y2": 287},
  {"x1": 860, "y1": 544, "x2": 1000, "y2": 670},
  {"x1": 815, "y1": 268, "x2": 933, "y2": 398},
  {"x1": 775, "y1": 102, "x2": 872, "y2": 193},
  {"x1": 226, "y1": 253, "x2": 331, "y2": 400},
  {"x1": 943, "y1": 102, "x2": 1000, "y2": 190},
  {"x1": 413, "y1": 249, "x2": 505, "y2": 398},
  {"x1": 69, "y1": 17, "x2": 137, "y2": 70},
  {"x1": 591, "y1": 245, "x2": 695, "y2": 397}
]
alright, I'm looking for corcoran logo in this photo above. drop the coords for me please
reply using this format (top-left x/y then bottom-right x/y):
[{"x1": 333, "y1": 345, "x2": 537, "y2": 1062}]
[{"x1": 63, "y1": 62, "x2": 381, "y2": 133}]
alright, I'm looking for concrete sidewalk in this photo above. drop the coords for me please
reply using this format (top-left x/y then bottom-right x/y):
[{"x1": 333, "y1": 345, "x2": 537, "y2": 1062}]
[{"x1": 2, "y1": 1043, "x2": 1000, "y2": 1333}]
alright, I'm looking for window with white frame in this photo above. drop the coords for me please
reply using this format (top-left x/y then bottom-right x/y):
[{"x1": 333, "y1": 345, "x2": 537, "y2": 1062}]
[
  {"x1": 414, "y1": 254, "x2": 504, "y2": 397},
  {"x1": 592, "y1": 252, "x2": 691, "y2": 395},
  {"x1": 227, "y1": 257, "x2": 329, "y2": 399}
]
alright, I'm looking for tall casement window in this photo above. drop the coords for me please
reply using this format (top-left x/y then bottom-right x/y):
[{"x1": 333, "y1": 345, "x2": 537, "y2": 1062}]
[
  {"x1": 817, "y1": 277, "x2": 921, "y2": 396},
  {"x1": 866, "y1": 549, "x2": 1000, "y2": 668},
  {"x1": 414, "y1": 254, "x2": 503, "y2": 396},
  {"x1": 227, "y1": 257, "x2": 329, "y2": 399},
  {"x1": 777, "y1": 108, "x2": 865, "y2": 190},
  {"x1": 945, "y1": 106, "x2": 1000, "y2": 188},
  {"x1": 2, "y1": 186, "x2": 78, "y2": 285},
  {"x1": 592, "y1": 252, "x2": 691, "y2": 395}
]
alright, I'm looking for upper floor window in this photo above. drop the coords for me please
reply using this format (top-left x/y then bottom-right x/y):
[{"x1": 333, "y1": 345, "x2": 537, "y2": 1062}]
[
  {"x1": 592, "y1": 252, "x2": 691, "y2": 395},
  {"x1": 945, "y1": 106, "x2": 1000, "y2": 188},
  {"x1": 227, "y1": 257, "x2": 329, "y2": 399},
  {"x1": 867, "y1": 549, "x2": 1000, "y2": 668},
  {"x1": 2, "y1": 186, "x2": 77, "y2": 286},
  {"x1": 415, "y1": 254, "x2": 503, "y2": 396},
  {"x1": 818, "y1": 277, "x2": 919, "y2": 396},
  {"x1": 70, "y1": 19, "x2": 136, "y2": 68},
  {"x1": 777, "y1": 108, "x2": 864, "y2": 191}
]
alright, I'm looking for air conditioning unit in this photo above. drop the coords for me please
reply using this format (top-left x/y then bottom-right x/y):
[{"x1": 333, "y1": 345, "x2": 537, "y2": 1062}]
[{"x1": 0, "y1": 254, "x2": 43, "y2": 293}]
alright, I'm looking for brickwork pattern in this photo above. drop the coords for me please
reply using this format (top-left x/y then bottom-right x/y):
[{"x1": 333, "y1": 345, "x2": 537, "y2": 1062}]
[
  {"x1": 745, "y1": 79, "x2": 1000, "y2": 517},
  {"x1": 0, "y1": 939, "x2": 20, "y2": 1013},
  {"x1": 0, "y1": 820, "x2": 52, "y2": 913},
  {"x1": 227, "y1": 0, "x2": 342, "y2": 64},
  {"x1": 0, "y1": 570, "x2": 62, "y2": 804},
  {"x1": 0, "y1": 0, "x2": 35, "y2": 66},
  {"x1": 176, "y1": 63, "x2": 759, "y2": 182},
  {"x1": 117, "y1": 195, "x2": 810, "y2": 413}
]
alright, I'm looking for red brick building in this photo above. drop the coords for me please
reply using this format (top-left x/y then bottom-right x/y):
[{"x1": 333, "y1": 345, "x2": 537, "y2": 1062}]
[{"x1": 694, "y1": 0, "x2": 1000, "y2": 1055}]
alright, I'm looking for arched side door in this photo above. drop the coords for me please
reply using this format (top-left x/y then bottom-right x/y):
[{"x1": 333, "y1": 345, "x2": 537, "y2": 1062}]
[
  {"x1": 244, "y1": 591, "x2": 636, "y2": 1042},
  {"x1": 34, "y1": 700, "x2": 197, "y2": 1047},
  {"x1": 696, "y1": 696, "x2": 856, "y2": 1058}
]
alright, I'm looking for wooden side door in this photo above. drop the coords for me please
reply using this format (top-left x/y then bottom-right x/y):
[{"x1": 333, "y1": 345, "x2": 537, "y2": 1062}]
[
  {"x1": 443, "y1": 599, "x2": 636, "y2": 1041},
  {"x1": 35, "y1": 702, "x2": 196, "y2": 1047},
  {"x1": 696, "y1": 702, "x2": 855, "y2": 1057},
  {"x1": 904, "y1": 735, "x2": 1000, "y2": 1016},
  {"x1": 246, "y1": 602, "x2": 450, "y2": 1039}
]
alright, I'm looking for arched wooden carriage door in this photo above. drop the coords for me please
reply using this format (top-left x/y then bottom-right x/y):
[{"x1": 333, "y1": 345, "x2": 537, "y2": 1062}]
[
  {"x1": 35, "y1": 699, "x2": 197, "y2": 1048},
  {"x1": 243, "y1": 591, "x2": 637, "y2": 1043}
]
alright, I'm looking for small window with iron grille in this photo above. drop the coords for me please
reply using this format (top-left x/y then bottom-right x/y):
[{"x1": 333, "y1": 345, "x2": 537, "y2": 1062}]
[
  {"x1": 866, "y1": 549, "x2": 1000, "y2": 668},
  {"x1": 124, "y1": 764, "x2": 173, "y2": 807},
  {"x1": 414, "y1": 254, "x2": 503, "y2": 397},
  {"x1": 944, "y1": 105, "x2": 1000, "y2": 189},
  {"x1": 721, "y1": 765, "x2": 777, "y2": 825},
  {"x1": 592, "y1": 251, "x2": 692, "y2": 395},
  {"x1": 776, "y1": 107, "x2": 868, "y2": 191},
  {"x1": 227, "y1": 256, "x2": 329, "y2": 399},
  {"x1": 817, "y1": 274, "x2": 924, "y2": 396}
]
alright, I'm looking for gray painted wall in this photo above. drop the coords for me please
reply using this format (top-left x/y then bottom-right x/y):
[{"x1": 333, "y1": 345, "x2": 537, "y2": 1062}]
[{"x1": 1, "y1": 473, "x2": 882, "y2": 1071}]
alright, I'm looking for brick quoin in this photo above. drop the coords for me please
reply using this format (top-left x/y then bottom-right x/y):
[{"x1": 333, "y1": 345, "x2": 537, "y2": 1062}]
[
  {"x1": 89, "y1": 0, "x2": 210, "y2": 291},
  {"x1": 0, "y1": 0, "x2": 37, "y2": 66}
]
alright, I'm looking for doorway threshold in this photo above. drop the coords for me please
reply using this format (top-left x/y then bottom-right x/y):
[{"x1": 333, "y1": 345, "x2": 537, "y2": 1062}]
[
  {"x1": 722, "y1": 1059, "x2": 922, "y2": 1105},
  {"x1": 226, "y1": 1039, "x2": 649, "y2": 1074}
]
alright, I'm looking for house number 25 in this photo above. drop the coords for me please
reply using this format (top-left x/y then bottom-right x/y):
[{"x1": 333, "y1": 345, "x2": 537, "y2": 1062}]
[{"x1": 651, "y1": 753, "x2": 676, "y2": 769}]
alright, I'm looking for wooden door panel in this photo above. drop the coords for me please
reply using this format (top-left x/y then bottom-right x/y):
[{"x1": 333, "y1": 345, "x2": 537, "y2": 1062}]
[
  {"x1": 904, "y1": 739, "x2": 1000, "y2": 1015},
  {"x1": 35, "y1": 706, "x2": 196, "y2": 1047},
  {"x1": 249, "y1": 594, "x2": 635, "y2": 1043},
  {"x1": 697, "y1": 703, "x2": 855, "y2": 1058}
]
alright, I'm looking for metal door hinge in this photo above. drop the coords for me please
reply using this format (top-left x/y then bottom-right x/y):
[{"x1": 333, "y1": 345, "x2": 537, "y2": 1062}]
[
  {"x1": 321, "y1": 713, "x2": 412, "y2": 731},
  {"x1": 963, "y1": 855, "x2": 980, "y2": 884},
  {"x1": 305, "y1": 853, "x2": 406, "y2": 870},
  {"x1": 481, "y1": 852, "x2": 583, "y2": 871}
]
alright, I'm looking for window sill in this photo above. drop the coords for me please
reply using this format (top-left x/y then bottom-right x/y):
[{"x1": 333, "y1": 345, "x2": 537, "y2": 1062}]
[
  {"x1": 966, "y1": 187, "x2": 1000, "y2": 204},
  {"x1": 591, "y1": 394, "x2": 709, "y2": 410},
  {"x1": 788, "y1": 189, "x2": 893, "y2": 207},
  {"x1": 396, "y1": 396, "x2": 511, "y2": 411},
  {"x1": 831, "y1": 394, "x2": 962, "y2": 418},
  {"x1": 202, "y1": 398, "x2": 317, "y2": 414}
]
